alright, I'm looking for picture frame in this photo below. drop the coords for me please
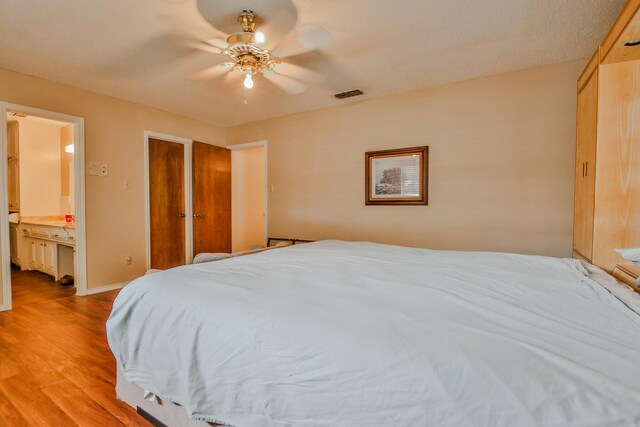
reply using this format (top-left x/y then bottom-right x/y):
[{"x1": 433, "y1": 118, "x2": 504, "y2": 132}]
[
  {"x1": 267, "y1": 237, "x2": 314, "y2": 247},
  {"x1": 365, "y1": 146, "x2": 428, "y2": 205}
]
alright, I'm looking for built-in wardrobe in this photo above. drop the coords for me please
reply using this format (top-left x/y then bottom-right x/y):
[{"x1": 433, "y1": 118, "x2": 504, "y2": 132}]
[{"x1": 573, "y1": 0, "x2": 640, "y2": 273}]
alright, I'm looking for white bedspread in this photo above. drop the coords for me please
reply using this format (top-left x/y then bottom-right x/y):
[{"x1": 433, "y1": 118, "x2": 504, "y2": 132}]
[{"x1": 107, "y1": 240, "x2": 640, "y2": 426}]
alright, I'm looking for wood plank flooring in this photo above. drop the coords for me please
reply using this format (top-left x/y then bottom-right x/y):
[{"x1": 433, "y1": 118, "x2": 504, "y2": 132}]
[
  {"x1": 10, "y1": 267, "x2": 76, "y2": 308},
  {"x1": 0, "y1": 279, "x2": 150, "y2": 426}
]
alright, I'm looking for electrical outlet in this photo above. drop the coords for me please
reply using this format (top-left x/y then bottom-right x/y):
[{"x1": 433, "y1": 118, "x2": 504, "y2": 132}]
[{"x1": 125, "y1": 255, "x2": 132, "y2": 265}]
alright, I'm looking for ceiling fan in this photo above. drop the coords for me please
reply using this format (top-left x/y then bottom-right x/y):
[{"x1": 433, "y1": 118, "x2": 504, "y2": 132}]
[{"x1": 188, "y1": 9, "x2": 328, "y2": 94}]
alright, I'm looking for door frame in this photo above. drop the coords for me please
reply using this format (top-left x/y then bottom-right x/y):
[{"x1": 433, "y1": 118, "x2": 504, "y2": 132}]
[
  {"x1": 143, "y1": 131, "x2": 193, "y2": 269},
  {"x1": 226, "y1": 140, "x2": 268, "y2": 247},
  {"x1": 0, "y1": 102, "x2": 88, "y2": 311}
]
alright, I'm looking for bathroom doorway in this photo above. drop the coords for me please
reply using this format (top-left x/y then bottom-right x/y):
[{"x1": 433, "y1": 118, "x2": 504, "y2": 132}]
[{"x1": 0, "y1": 102, "x2": 87, "y2": 311}]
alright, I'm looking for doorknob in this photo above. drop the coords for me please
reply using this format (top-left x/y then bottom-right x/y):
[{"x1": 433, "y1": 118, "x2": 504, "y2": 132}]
[
  {"x1": 194, "y1": 213, "x2": 204, "y2": 218},
  {"x1": 179, "y1": 213, "x2": 186, "y2": 218}
]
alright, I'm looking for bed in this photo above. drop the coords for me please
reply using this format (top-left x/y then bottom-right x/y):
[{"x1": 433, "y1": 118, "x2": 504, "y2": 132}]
[{"x1": 107, "y1": 240, "x2": 640, "y2": 426}]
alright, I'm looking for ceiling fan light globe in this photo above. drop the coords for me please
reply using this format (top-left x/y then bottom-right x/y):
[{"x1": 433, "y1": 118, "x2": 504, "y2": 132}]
[
  {"x1": 254, "y1": 31, "x2": 266, "y2": 44},
  {"x1": 244, "y1": 75, "x2": 254, "y2": 89}
]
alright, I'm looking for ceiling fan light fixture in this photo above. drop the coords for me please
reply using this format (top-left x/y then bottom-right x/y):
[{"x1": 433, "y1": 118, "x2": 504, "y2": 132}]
[
  {"x1": 190, "y1": 5, "x2": 325, "y2": 95},
  {"x1": 217, "y1": 11, "x2": 282, "y2": 90},
  {"x1": 244, "y1": 74, "x2": 254, "y2": 89}
]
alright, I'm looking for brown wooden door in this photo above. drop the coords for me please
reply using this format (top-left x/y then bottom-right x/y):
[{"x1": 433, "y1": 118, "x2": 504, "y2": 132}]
[
  {"x1": 193, "y1": 141, "x2": 231, "y2": 255},
  {"x1": 149, "y1": 138, "x2": 186, "y2": 269},
  {"x1": 573, "y1": 69, "x2": 598, "y2": 262}
]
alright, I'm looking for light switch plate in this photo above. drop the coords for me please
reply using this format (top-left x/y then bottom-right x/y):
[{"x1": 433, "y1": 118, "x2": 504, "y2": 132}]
[{"x1": 88, "y1": 162, "x2": 109, "y2": 177}]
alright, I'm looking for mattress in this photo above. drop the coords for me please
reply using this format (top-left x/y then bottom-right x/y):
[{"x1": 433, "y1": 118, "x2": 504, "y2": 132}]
[{"x1": 107, "y1": 240, "x2": 640, "y2": 426}]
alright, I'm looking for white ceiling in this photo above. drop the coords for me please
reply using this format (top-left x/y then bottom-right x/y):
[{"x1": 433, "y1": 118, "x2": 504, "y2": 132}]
[{"x1": 0, "y1": 0, "x2": 625, "y2": 127}]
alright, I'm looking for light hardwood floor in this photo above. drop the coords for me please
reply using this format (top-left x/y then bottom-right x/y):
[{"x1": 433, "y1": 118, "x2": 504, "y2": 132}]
[{"x1": 0, "y1": 281, "x2": 149, "y2": 425}]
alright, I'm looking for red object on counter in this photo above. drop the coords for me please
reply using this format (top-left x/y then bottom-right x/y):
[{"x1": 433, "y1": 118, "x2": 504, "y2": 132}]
[{"x1": 65, "y1": 215, "x2": 73, "y2": 223}]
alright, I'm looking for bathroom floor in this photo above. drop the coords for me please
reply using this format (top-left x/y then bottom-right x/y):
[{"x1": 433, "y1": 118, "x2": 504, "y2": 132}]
[{"x1": 10, "y1": 267, "x2": 76, "y2": 307}]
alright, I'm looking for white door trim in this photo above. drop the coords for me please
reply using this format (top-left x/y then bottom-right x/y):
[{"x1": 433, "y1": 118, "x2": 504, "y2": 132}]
[
  {"x1": 143, "y1": 131, "x2": 193, "y2": 270},
  {"x1": 0, "y1": 102, "x2": 87, "y2": 311},
  {"x1": 226, "y1": 140, "x2": 267, "y2": 150},
  {"x1": 226, "y1": 140, "x2": 268, "y2": 247}
]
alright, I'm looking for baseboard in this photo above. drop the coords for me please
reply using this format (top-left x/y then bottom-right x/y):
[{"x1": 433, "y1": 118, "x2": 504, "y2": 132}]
[
  {"x1": 84, "y1": 281, "x2": 128, "y2": 295},
  {"x1": 0, "y1": 303, "x2": 10, "y2": 312}
]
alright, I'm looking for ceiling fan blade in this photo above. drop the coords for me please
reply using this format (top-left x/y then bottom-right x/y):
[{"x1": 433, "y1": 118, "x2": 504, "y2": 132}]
[
  {"x1": 158, "y1": 11, "x2": 228, "y2": 47},
  {"x1": 297, "y1": 25, "x2": 332, "y2": 51},
  {"x1": 183, "y1": 40, "x2": 226, "y2": 55},
  {"x1": 263, "y1": 70, "x2": 307, "y2": 95},
  {"x1": 273, "y1": 62, "x2": 326, "y2": 85},
  {"x1": 189, "y1": 63, "x2": 233, "y2": 81},
  {"x1": 257, "y1": 9, "x2": 298, "y2": 49},
  {"x1": 205, "y1": 37, "x2": 229, "y2": 51},
  {"x1": 272, "y1": 25, "x2": 332, "y2": 58}
]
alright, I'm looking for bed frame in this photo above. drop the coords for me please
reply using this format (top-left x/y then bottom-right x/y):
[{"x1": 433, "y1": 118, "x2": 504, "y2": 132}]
[{"x1": 117, "y1": 369, "x2": 224, "y2": 427}]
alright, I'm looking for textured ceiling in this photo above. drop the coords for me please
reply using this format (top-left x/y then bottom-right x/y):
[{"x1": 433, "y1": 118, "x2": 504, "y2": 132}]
[{"x1": 0, "y1": 0, "x2": 625, "y2": 127}]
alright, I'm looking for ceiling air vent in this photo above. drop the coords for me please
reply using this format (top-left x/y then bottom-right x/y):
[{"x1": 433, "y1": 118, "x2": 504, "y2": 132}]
[{"x1": 334, "y1": 89, "x2": 364, "y2": 99}]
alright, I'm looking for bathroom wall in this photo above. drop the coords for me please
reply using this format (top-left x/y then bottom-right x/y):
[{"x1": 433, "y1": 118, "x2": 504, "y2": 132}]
[{"x1": 16, "y1": 118, "x2": 63, "y2": 217}]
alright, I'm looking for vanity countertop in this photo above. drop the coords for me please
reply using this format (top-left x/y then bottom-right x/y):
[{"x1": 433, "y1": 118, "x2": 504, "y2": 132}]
[{"x1": 20, "y1": 216, "x2": 75, "y2": 229}]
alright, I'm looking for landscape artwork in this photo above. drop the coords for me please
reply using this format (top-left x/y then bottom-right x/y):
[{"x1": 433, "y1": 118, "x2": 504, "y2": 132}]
[{"x1": 365, "y1": 146, "x2": 428, "y2": 205}]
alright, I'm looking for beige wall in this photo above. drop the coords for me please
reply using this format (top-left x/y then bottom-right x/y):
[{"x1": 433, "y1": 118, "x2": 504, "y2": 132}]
[
  {"x1": 0, "y1": 67, "x2": 224, "y2": 295},
  {"x1": 226, "y1": 60, "x2": 584, "y2": 258},
  {"x1": 16, "y1": 118, "x2": 62, "y2": 217},
  {"x1": 231, "y1": 147, "x2": 265, "y2": 252},
  {"x1": 0, "y1": 58, "x2": 583, "y2": 306}
]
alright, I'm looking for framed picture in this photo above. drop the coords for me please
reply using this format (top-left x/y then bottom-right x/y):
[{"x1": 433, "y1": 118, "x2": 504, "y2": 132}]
[
  {"x1": 365, "y1": 146, "x2": 428, "y2": 205},
  {"x1": 266, "y1": 237, "x2": 314, "y2": 247}
]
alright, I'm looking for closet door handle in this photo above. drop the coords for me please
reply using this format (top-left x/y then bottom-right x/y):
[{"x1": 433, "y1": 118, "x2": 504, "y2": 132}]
[
  {"x1": 179, "y1": 213, "x2": 186, "y2": 218},
  {"x1": 194, "y1": 213, "x2": 204, "y2": 219},
  {"x1": 585, "y1": 162, "x2": 588, "y2": 177}
]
